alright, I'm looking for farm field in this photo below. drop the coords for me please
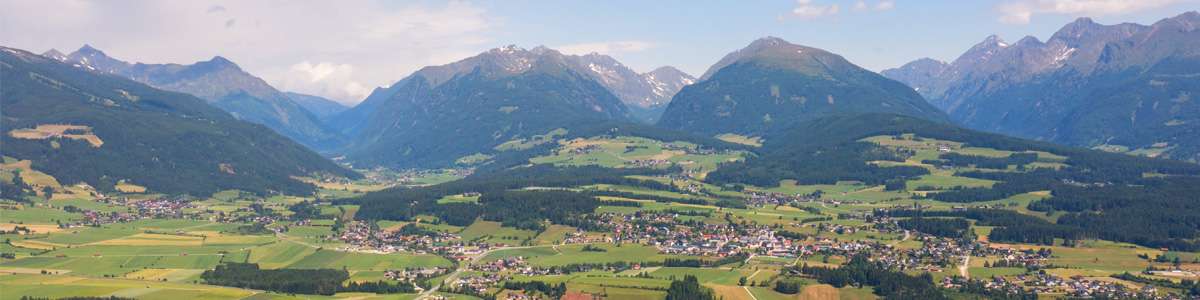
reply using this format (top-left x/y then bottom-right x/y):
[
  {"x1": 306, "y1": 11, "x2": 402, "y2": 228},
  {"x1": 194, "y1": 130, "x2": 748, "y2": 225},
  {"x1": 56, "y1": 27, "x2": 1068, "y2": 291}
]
[{"x1": 2, "y1": 133, "x2": 1198, "y2": 300}]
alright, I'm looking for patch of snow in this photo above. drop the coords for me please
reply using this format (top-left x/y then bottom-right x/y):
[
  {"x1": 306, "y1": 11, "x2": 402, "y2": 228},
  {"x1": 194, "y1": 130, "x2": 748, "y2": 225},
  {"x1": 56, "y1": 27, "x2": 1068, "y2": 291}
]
[
  {"x1": 1052, "y1": 47, "x2": 1076, "y2": 64},
  {"x1": 586, "y1": 63, "x2": 619, "y2": 85}
]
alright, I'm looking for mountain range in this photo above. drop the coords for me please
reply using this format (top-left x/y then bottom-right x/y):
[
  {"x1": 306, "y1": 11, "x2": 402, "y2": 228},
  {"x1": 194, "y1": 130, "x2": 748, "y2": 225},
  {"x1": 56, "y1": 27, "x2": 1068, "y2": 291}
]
[
  {"x1": 47, "y1": 45, "x2": 343, "y2": 151},
  {"x1": 285, "y1": 92, "x2": 349, "y2": 120},
  {"x1": 7, "y1": 11, "x2": 1200, "y2": 194},
  {"x1": 330, "y1": 45, "x2": 636, "y2": 168},
  {"x1": 659, "y1": 37, "x2": 949, "y2": 137},
  {"x1": 0, "y1": 46, "x2": 357, "y2": 196},
  {"x1": 563, "y1": 53, "x2": 695, "y2": 123},
  {"x1": 883, "y1": 11, "x2": 1200, "y2": 161}
]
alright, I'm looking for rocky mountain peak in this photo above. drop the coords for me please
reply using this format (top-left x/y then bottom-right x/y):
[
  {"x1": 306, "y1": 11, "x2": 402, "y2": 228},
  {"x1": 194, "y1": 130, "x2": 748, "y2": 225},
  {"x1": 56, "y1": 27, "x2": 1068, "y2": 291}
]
[
  {"x1": 187, "y1": 56, "x2": 243, "y2": 73},
  {"x1": 1155, "y1": 10, "x2": 1200, "y2": 31},
  {"x1": 41, "y1": 49, "x2": 67, "y2": 61},
  {"x1": 700, "y1": 36, "x2": 836, "y2": 80},
  {"x1": 66, "y1": 44, "x2": 131, "y2": 73}
]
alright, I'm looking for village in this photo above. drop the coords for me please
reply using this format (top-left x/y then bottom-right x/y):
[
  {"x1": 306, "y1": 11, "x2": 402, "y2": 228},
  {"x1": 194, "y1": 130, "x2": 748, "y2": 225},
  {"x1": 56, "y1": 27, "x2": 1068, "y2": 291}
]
[{"x1": 325, "y1": 196, "x2": 1184, "y2": 298}]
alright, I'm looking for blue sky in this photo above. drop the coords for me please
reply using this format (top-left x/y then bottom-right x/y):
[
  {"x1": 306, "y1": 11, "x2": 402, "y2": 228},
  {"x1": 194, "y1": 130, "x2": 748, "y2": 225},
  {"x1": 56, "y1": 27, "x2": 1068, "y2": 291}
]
[
  {"x1": 483, "y1": 0, "x2": 1197, "y2": 74},
  {"x1": 1, "y1": 0, "x2": 1196, "y2": 104}
]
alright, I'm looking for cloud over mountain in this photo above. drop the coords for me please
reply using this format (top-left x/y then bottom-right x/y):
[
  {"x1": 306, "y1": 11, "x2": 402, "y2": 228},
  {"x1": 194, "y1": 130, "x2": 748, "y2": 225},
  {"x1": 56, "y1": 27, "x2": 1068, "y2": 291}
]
[{"x1": 0, "y1": 0, "x2": 494, "y2": 104}]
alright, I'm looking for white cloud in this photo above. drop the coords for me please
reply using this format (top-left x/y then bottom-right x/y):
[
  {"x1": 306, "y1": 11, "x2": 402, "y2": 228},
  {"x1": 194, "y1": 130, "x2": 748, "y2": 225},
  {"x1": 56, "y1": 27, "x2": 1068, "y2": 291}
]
[
  {"x1": 791, "y1": 0, "x2": 840, "y2": 19},
  {"x1": 278, "y1": 61, "x2": 369, "y2": 104},
  {"x1": 0, "y1": 0, "x2": 495, "y2": 104},
  {"x1": 797, "y1": 0, "x2": 892, "y2": 18},
  {"x1": 875, "y1": 0, "x2": 895, "y2": 11},
  {"x1": 997, "y1": 0, "x2": 1186, "y2": 24},
  {"x1": 556, "y1": 41, "x2": 655, "y2": 55}
]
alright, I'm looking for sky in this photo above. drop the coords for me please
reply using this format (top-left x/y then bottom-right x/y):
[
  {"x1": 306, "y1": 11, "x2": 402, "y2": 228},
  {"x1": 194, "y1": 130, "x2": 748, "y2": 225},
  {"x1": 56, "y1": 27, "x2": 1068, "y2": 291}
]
[{"x1": 1, "y1": 0, "x2": 1196, "y2": 105}]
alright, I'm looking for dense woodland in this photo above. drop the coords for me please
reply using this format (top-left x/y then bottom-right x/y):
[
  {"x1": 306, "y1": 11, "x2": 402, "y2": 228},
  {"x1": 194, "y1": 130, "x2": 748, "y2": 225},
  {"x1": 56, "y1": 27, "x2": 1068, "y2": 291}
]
[
  {"x1": 200, "y1": 263, "x2": 414, "y2": 295},
  {"x1": 664, "y1": 275, "x2": 716, "y2": 300},
  {"x1": 501, "y1": 281, "x2": 568, "y2": 299},
  {"x1": 895, "y1": 217, "x2": 970, "y2": 239},
  {"x1": 793, "y1": 255, "x2": 945, "y2": 299},
  {"x1": 201, "y1": 263, "x2": 349, "y2": 295}
]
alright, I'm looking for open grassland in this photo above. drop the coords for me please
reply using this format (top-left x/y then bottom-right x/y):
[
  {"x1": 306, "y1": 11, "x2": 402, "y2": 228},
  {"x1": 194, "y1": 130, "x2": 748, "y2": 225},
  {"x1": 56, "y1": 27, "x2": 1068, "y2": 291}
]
[
  {"x1": 286, "y1": 249, "x2": 451, "y2": 270},
  {"x1": 991, "y1": 240, "x2": 1158, "y2": 275},
  {"x1": 123, "y1": 268, "x2": 206, "y2": 282},
  {"x1": 114, "y1": 181, "x2": 147, "y2": 193},
  {"x1": 247, "y1": 240, "x2": 318, "y2": 268},
  {"x1": 459, "y1": 220, "x2": 537, "y2": 244},
  {"x1": 532, "y1": 225, "x2": 576, "y2": 245},
  {"x1": 530, "y1": 136, "x2": 744, "y2": 177},
  {"x1": 7, "y1": 124, "x2": 103, "y2": 147},
  {"x1": 0, "y1": 274, "x2": 270, "y2": 300},
  {"x1": 715, "y1": 133, "x2": 763, "y2": 147},
  {"x1": 436, "y1": 194, "x2": 480, "y2": 204},
  {"x1": 651, "y1": 267, "x2": 751, "y2": 285}
]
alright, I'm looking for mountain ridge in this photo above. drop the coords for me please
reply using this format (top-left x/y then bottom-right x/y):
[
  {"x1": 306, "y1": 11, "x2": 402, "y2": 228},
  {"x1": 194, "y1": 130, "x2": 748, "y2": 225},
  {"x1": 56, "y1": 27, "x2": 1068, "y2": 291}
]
[
  {"x1": 1, "y1": 46, "x2": 358, "y2": 196},
  {"x1": 659, "y1": 37, "x2": 950, "y2": 137},
  {"x1": 53, "y1": 46, "x2": 343, "y2": 151},
  {"x1": 331, "y1": 45, "x2": 635, "y2": 168},
  {"x1": 883, "y1": 11, "x2": 1200, "y2": 161}
]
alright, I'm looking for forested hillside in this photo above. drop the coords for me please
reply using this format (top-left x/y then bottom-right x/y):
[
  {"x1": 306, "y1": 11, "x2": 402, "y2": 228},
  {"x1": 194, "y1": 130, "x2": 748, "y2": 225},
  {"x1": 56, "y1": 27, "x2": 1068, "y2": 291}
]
[{"x1": 0, "y1": 47, "x2": 358, "y2": 196}]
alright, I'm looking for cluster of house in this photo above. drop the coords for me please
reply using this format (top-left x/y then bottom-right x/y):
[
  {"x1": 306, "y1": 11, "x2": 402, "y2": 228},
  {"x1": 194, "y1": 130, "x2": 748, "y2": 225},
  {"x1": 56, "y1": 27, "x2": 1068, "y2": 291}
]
[
  {"x1": 336, "y1": 220, "x2": 493, "y2": 257},
  {"x1": 66, "y1": 197, "x2": 196, "y2": 227},
  {"x1": 383, "y1": 267, "x2": 448, "y2": 282},
  {"x1": 561, "y1": 145, "x2": 602, "y2": 156},
  {"x1": 746, "y1": 191, "x2": 815, "y2": 207},
  {"x1": 627, "y1": 159, "x2": 670, "y2": 168},
  {"x1": 655, "y1": 224, "x2": 793, "y2": 257},
  {"x1": 78, "y1": 210, "x2": 138, "y2": 226},
  {"x1": 470, "y1": 256, "x2": 528, "y2": 273},
  {"x1": 814, "y1": 223, "x2": 859, "y2": 235},
  {"x1": 942, "y1": 274, "x2": 1167, "y2": 299},
  {"x1": 129, "y1": 198, "x2": 191, "y2": 218},
  {"x1": 356, "y1": 168, "x2": 472, "y2": 186},
  {"x1": 449, "y1": 274, "x2": 507, "y2": 295}
]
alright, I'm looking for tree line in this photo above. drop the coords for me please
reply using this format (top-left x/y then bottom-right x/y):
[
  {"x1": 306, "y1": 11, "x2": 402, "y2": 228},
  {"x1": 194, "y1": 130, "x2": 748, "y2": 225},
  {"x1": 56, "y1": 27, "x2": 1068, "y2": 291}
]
[{"x1": 200, "y1": 263, "x2": 414, "y2": 295}]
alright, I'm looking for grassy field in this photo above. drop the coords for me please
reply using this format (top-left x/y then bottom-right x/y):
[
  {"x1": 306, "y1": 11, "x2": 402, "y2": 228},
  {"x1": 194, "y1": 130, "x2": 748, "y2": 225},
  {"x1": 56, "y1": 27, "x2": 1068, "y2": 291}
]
[
  {"x1": 459, "y1": 220, "x2": 537, "y2": 245},
  {"x1": 715, "y1": 133, "x2": 763, "y2": 147},
  {"x1": 650, "y1": 267, "x2": 751, "y2": 285},
  {"x1": 287, "y1": 249, "x2": 450, "y2": 270},
  {"x1": 436, "y1": 194, "x2": 480, "y2": 204},
  {"x1": 247, "y1": 240, "x2": 318, "y2": 268},
  {"x1": 532, "y1": 225, "x2": 576, "y2": 245},
  {"x1": 0, "y1": 274, "x2": 265, "y2": 300},
  {"x1": 529, "y1": 136, "x2": 745, "y2": 178}
]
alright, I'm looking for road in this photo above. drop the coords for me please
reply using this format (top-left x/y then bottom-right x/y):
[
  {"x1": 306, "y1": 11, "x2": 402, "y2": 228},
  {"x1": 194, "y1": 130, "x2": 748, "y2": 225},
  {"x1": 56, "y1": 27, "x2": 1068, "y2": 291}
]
[
  {"x1": 743, "y1": 269, "x2": 763, "y2": 300},
  {"x1": 959, "y1": 255, "x2": 970, "y2": 278}
]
